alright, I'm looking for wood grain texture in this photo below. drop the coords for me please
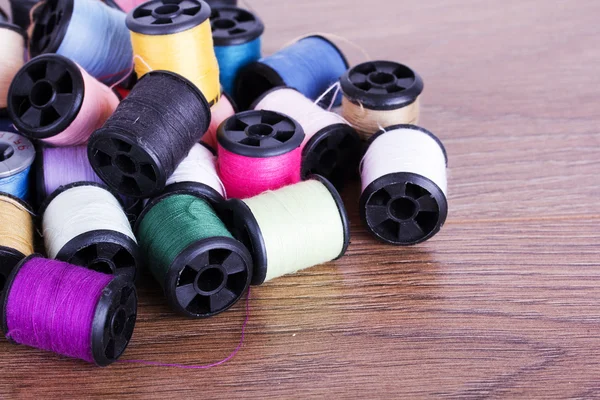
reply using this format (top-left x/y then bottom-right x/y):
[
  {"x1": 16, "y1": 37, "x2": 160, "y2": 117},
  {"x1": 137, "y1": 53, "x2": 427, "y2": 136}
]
[{"x1": 2, "y1": 0, "x2": 600, "y2": 398}]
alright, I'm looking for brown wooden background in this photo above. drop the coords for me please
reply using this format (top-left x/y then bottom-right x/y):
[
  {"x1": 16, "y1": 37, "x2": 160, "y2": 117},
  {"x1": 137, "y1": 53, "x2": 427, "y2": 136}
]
[{"x1": 2, "y1": 0, "x2": 600, "y2": 398}]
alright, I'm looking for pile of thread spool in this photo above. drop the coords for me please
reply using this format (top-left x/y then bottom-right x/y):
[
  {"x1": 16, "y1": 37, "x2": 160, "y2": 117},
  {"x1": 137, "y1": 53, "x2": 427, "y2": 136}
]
[{"x1": 0, "y1": 0, "x2": 449, "y2": 368}]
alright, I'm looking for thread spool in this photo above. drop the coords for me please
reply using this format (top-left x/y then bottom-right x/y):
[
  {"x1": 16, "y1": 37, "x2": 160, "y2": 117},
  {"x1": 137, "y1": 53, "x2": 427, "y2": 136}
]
[
  {"x1": 0, "y1": 255, "x2": 137, "y2": 366},
  {"x1": 136, "y1": 189, "x2": 252, "y2": 317},
  {"x1": 340, "y1": 61, "x2": 424, "y2": 140},
  {"x1": 360, "y1": 125, "x2": 448, "y2": 245},
  {"x1": 8, "y1": 0, "x2": 38, "y2": 30},
  {"x1": 221, "y1": 176, "x2": 349, "y2": 285},
  {"x1": 0, "y1": 193, "x2": 34, "y2": 294},
  {"x1": 0, "y1": 24, "x2": 26, "y2": 113},
  {"x1": 0, "y1": 131, "x2": 35, "y2": 200},
  {"x1": 211, "y1": 6, "x2": 263, "y2": 96},
  {"x1": 217, "y1": 110, "x2": 305, "y2": 199},
  {"x1": 252, "y1": 87, "x2": 362, "y2": 189},
  {"x1": 202, "y1": 91, "x2": 237, "y2": 149},
  {"x1": 127, "y1": 0, "x2": 221, "y2": 106},
  {"x1": 165, "y1": 143, "x2": 226, "y2": 202},
  {"x1": 41, "y1": 183, "x2": 139, "y2": 280},
  {"x1": 8, "y1": 54, "x2": 120, "y2": 146},
  {"x1": 235, "y1": 35, "x2": 348, "y2": 110},
  {"x1": 29, "y1": 0, "x2": 132, "y2": 85},
  {"x1": 88, "y1": 70, "x2": 211, "y2": 198}
]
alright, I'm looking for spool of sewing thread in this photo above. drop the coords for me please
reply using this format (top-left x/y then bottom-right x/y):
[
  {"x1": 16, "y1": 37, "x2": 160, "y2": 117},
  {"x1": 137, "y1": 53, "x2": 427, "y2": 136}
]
[
  {"x1": 28, "y1": 0, "x2": 132, "y2": 85},
  {"x1": 7, "y1": 54, "x2": 119, "y2": 146},
  {"x1": 0, "y1": 131, "x2": 35, "y2": 200},
  {"x1": 217, "y1": 110, "x2": 305, "y2": 199},
  {"x1": 202, "y1": 91, "x2": 237, "y2": 149},
  {"x1": 8, "y1": 0, "x2": 38, "y2": 29},
  {"x1": 0, "y1": 24, "x2": 26, "y2": 113},
  {"x1": 340, "y1": 61, "x2": 424, "y2": 140},
  {"x1": 135, "y1": 189, "x2": 252, "y2": 317},
  {"x1": 235, "y1": 35, "x2": 349, "y2": 110},
  {"x1": 0, "y1": 255, "x2": 137, "y2": 366},
  {"x1": 41, "y1": 183, "x2": 140, "y2": 280},
  {"x1": 360, "y1": 125, "x2": 448, "y2": 245},
  {"x1": 211, "y1": 6, "x2": 263, "y2": 96},
  {"x1": 0, "y1": 194, "x2": 34, "y2": 294},
  {"x1": 88, "y1": 70, "x2": 211, "y2": 198},
  {"x1": 252, "y1": 87, "x2": 362, "y2": 189},
  {"x1": 221, "y1": 176, "x2": 349, "y2": 285},
  {"x1": 165, "y1": 143, "x2": 226, "y2": 202},
  {"x1": 127, "y1": 0, "x2": 221, "y2": 106}
]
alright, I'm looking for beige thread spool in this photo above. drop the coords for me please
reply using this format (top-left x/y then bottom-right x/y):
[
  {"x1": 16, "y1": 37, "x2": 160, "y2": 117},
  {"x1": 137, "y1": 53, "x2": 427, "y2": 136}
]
[
  {"x1": 0, "y1": 193, "x2": 34, "y2": 287},
  {"x1": 0, "y1": 23, "x2": 26, "y2": 111},
  {"x1": 340, "y1": 61, "x2": 423, "y2": 140}
]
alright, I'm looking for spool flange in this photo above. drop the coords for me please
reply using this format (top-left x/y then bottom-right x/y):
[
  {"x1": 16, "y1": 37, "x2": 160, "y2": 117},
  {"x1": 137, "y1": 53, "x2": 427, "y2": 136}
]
[
  {"x1": 127, "y1": 0, "x2": 211, "y2": 36},
  {"x1": 211, "y1": 6, "x2": 264, "y2": 47},
  {"x1": 29, "y1": 0, "x2": 73, "y2": 57}
]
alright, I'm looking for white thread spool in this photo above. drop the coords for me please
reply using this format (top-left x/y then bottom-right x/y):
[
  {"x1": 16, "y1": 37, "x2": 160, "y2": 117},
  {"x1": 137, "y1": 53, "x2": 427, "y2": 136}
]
[
  {"x1": 41, "y1": 183, "x2": 139, "y2": 279},
  {"x1": 252, "y1": 87, "x2": 361, "y2": 188},
  {"x1": 222, "y1": 176, "x2": 350, "y2": 285},
  {"x1": 165, "y1": 142, "x2": 226, "y2": 199},
  {"x1": 0, "y1": 24, "x2": 26, "y2": 110},
  {"x1": 340, "y1": 61, "x2": 423, "y2": 140},
  {"x1": 360, "y1": 124, "x2": 448, "y2": 245}
]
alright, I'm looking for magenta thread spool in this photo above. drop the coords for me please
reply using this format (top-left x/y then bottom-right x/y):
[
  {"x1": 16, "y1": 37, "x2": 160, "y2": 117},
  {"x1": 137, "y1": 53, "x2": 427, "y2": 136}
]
[
  {"x1": 39, "y1": 182, "x2": 140, "y2": 280},
  {"x1": 217, "y1": 110, "x2": 305, "y2": 199},
  {"x1": 0, "y1": 255, "x2": 137, "y2": 366},
  {"x1": 7, "y1": 54, "x2": 119, "y2": 146}
]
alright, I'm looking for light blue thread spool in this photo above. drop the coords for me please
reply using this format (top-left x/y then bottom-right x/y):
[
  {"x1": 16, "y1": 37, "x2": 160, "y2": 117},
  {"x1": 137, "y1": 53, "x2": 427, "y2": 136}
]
[{"x1": 0, "y1": 132, "x2": 35, "y2": 200}]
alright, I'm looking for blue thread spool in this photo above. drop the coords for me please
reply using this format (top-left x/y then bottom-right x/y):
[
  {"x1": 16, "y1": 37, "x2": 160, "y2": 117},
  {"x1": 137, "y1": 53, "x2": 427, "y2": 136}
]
[
  {"x1": 211, "y1": 6, "x2": 264, "y2": 97},
  {"x1": 28, "y1": 0, "x2": 133, "y2": 85},
  {"x1": 235, "y1": 35, "x2": 349, "y2": 110},
  {"x1": 0, "y1": 132, "x2": 35, "y2": 200}
]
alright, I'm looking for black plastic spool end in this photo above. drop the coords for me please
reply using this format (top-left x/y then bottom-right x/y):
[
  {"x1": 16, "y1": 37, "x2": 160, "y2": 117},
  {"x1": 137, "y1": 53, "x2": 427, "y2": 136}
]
[
  {"x1": 360, "y1": 125, "x2": 448, "y2": 245},
  {"x1": 29, "y1": 0, "x2": 73, "y2": 57},
  {"x1": 217, "y1": 109, "x2": 304, "y2": 158},
  {"x1": 8, "y1": 54, "x2": 84, "y2": 139},
  {"x1": 211, "y1": 6, "x2": 264, "y2": 47},
  {"x1": 205, "y1": 0, "x2": 237, "y2": 7},
  {"x1": 340, "y1": 60, "x2": 424, "y2": 111},
  {"x1": 88, "y1": 70, "x2": 211, "y2": 199},
  {"x1": 0, "y1": 254, "x2": 137, "y2": 366},
  {"x1": 126, "y1": 0, "x2": 211, "y2": 36}
]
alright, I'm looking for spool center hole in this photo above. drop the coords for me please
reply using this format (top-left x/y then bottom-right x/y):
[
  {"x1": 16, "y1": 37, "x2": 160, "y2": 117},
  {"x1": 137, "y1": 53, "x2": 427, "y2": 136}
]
[
  {"x1": 111, "y1": 308, "x2": 127, "y2": 336},
  {"x1": 0, "y1": 143, "x2": 14, "y2": 162},
  {"x1": 247, "y1": 123, "x2": 274, "y2": 138},
  {"x1": 369, "y1": 72, "x2": 395, "y2": 85},
  {"x1": 196, "y1": 267, "x2": 225, "y2": 294},
  {"x1": 30, "y1": 81, "x2": 55, "y2": 108},
  {"x1": 154, "y1": 4, "x2": 180, "y2": 15},
  {"x1": 114, "y1": 154, "x2": 136, "y2": 174},
  {"x1": 90, "y1": 260, "x2": 114, "y2": 275},
  {"x1": 319, "y1": 149, "x2": 338, "y2": 170},
  {"x1": 214, "y1": 18, "x2": 236, "y2": 29},
  {"x1": 389, "y1": 197, "x2": 418, "y2": 220}
]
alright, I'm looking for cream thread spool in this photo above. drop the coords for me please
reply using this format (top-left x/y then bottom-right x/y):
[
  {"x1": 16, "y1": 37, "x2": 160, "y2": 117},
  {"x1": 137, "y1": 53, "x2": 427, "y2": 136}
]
[
  {"x1": 0, "y1": 23, "x2": 26, "y2": 112},
  {"x1": 340, "y1": 61, "x2": 423, "y2": 140},
  {"x1": 0, "y1": 193, "x2": 34, "y2": 292},
  {"x1": 222, "y1": 175, "x2": 350, "y2": 285},
  {"x1": 41, "y1": 182, "x2": 140, "y2": 280},
  {"x1": 360, "y1": 124, "x2": 448, "y2": 245}
]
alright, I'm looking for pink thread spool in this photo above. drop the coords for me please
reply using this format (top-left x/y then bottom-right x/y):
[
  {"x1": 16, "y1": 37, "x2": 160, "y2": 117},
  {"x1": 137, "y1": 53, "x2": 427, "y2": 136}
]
[
  {"x1": 217, "y1": 110, "x2": 305, "y2": 199},
  {"x1": 105, "y1": 0, "x2": 147, "y2": 12},
  {"x1": 7, "y1": 54, "x2": 119, "y2": 146},
  {"x1": 0, "y1": 255, "x2": 137, "y2": 366},
  {"x1": 252, "y1": 87, "x2": 362, "y2": 189},
  {"x1": 202, "y1": 92, "x2": 237, "y2": 149}
]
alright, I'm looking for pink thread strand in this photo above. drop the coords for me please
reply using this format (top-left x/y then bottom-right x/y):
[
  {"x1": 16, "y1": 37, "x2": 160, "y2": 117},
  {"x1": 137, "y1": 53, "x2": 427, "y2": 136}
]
[
  {"x1": 43, "y1": 65, "x2": 119, "y2": 146},
  {"x1": 5, "y1": 257, "x2": 113, "y2": 363},
  {"x1": 202, "y1": 96, "x2": 236, "y2": 149},
  {"x1": 123, "y1": 287, "x2": 251, "y2": 369},
  {"x1": 218, "y1": 145, "x2": 302, "y2": 199}
]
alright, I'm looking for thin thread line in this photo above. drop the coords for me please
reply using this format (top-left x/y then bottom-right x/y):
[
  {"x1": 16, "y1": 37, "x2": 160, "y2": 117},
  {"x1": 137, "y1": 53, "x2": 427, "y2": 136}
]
[{"x1": 122, "y1": 287, "x2": 251, "y2": 369}]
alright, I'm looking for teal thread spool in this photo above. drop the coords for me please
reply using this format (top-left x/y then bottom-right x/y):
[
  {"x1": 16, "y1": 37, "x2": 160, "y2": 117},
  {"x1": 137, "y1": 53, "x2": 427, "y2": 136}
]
[{"x1": 135, "y1": 189, "x2": 252, "y2": 318}]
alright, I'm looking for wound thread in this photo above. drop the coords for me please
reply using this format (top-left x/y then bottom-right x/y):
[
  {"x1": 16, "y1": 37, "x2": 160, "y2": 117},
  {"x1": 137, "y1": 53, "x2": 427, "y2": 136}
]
[
  {"x1": 0, "y1": 24, "x2": 26, "y2": 110},
  {"x1": 0, "y1": 132, "x2": 35, "y2": 200},
  {"x1": 0, "y1": 194, "x2": 34, "y2": 259},
  {"x1": 166, "y1": 143, "x2": 226, "y2": 197},
  {"x1": 202, "y1": 93, "x2": 236, "y2": 149}
]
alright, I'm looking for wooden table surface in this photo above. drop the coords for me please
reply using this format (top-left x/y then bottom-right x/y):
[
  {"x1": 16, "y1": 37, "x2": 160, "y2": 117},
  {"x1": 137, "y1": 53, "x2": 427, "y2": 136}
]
[{"x1": 2, "y1": 0, "x2": 600, "y2": 398}]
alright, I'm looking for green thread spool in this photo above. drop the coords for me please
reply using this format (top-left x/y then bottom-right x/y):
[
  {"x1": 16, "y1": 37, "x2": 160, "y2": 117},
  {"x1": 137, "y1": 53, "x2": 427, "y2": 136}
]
[{"x1": 136, "y1": 191, "x2": 252, "y2": 318}]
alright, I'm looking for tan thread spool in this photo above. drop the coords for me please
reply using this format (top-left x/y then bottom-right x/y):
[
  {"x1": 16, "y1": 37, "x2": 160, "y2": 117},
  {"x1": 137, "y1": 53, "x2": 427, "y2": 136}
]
[
  {"x1": 340, "y1": 60, "x2": 423, "y2": 140},
  {"x1": 0, "y1": 24, "x2": 26, "y2": 110},
  {"x1": 0, "y1": 193, "x2": 34, "y2": 257}
]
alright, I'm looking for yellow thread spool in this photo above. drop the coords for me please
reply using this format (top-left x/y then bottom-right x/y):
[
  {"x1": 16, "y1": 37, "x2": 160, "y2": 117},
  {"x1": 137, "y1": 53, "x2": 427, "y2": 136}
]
[
  {"x1": 126, "y1": 0, "x2": 220, "y2": 105},
  {"x1": 0, "y1": 193, "x2": 34, "y2": 283}
]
